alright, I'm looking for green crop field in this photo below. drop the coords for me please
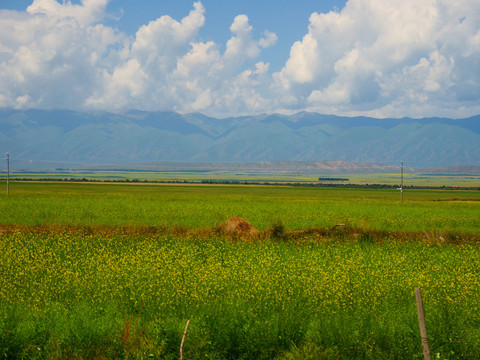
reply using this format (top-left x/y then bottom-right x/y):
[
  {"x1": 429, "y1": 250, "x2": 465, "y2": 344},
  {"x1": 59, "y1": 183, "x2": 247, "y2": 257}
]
[
  {"x1": 1, "y1": 181, "x2": 480, "y2": 232},
  {"x1": 1, "y1": 182, "x2": 479, "y2": 359}
]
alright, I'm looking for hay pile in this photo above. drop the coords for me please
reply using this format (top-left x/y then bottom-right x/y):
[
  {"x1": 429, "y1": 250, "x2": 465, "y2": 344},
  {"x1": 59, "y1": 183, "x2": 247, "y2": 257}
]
[{"x1": 219, "y1": 216, "x2": 260, "y2": 239}]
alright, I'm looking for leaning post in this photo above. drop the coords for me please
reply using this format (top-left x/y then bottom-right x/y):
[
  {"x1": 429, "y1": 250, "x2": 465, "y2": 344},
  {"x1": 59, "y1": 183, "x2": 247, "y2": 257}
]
[
  {"x1": 415, "y1": 288, "x2": 431, "y2": 360},
  {"x1": 180, "y1": 319, "x2": 191, "y2": 360}
]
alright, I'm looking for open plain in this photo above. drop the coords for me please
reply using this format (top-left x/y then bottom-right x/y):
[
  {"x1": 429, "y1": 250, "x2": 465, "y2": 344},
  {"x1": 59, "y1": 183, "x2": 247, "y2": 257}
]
[{"x1": 1, "y1": 181, "x2": 479, "y2": 359}]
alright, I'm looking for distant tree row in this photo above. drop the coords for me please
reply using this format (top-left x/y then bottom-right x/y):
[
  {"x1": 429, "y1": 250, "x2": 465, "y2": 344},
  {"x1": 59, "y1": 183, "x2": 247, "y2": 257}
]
[
  {"x1": 4, "y1": 177, "x2": 480, "y2": 190},
  {"x1": 318, "y1": 177, "x2": 349, "y2": 181}
]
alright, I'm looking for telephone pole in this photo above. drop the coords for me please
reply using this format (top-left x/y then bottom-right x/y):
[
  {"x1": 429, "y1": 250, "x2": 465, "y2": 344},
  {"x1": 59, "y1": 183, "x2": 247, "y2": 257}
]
[
  {"x1": 400, "y1": 161, "x2": 403, "y2": 203},
  {"x1": 6, "y1": 153, "x2": 9, "y2": 195}
]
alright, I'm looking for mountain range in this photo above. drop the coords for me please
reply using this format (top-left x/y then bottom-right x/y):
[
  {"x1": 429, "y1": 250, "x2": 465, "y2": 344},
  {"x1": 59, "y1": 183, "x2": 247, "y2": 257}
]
[{"x1": 1, "y1": 109, "x2": 479, "y2": 170}]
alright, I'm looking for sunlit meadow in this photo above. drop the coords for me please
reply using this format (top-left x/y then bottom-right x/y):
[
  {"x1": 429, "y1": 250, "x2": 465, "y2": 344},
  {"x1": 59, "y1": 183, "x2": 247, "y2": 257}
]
[
  {"x1": 1, "y1": 182, "x2": 479, "y2": 359},
  {"x1": 0, "y1": 182, "x2": 479, "y2": 232}
]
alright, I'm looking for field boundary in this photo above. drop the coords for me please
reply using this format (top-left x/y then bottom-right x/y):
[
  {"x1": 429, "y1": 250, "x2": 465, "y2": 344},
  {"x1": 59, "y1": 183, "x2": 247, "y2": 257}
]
[
  {"x1": 1, "y1": 223, "x2": 478, "y2": 245},
  {"x1": 2, "y1": 178, "x2": 480, "y2": 190}
]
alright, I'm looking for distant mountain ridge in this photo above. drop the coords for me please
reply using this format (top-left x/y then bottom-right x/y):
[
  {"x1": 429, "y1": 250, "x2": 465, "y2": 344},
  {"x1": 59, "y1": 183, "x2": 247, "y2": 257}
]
[
  {"x1": 1, "y1": 109, "x2": 479, "y2": 169},
  {"x1": 85, "y1": 160, "x2": 414, "y2": 174}
]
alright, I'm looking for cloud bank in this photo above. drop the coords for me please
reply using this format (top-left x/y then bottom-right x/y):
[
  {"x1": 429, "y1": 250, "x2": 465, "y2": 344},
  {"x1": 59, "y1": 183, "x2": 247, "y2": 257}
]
[
  {"x1": 273, "y1": 0, "x2": 480, "y2": 118},
  {"x1": 0, "y1": 0, "x2": 479, "y2": 118}
]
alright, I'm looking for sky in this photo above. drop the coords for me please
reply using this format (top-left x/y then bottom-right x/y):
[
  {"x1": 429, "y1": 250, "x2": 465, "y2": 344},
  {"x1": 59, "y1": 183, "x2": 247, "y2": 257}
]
[{"x1": 0, "y1": 0, "x2": 480, "y2": 119}]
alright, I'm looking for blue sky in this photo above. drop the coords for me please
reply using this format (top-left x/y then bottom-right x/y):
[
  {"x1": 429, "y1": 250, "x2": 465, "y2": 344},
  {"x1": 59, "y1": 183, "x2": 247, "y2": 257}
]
[
  {"x1": 111, "y1": 0, "x2": 347, "y2": 68},
  {"x1": 2, "y1": 0, "x2": 347, "y2": 71},
  {"x1": 1, "y1": 0, "x2": 480, "y2": 118}
]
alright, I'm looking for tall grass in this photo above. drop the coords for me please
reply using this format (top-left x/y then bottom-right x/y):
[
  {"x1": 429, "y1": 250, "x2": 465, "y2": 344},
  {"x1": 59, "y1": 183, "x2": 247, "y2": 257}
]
[{"x1": 1, "y1": 229, "x2": 479, "y2": 359}]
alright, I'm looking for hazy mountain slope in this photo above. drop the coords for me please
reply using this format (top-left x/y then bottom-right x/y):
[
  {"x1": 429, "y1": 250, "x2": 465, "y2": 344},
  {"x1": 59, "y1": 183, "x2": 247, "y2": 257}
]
[{"x1": 1, "y1": 109, "x2": 479, "y2": 168}]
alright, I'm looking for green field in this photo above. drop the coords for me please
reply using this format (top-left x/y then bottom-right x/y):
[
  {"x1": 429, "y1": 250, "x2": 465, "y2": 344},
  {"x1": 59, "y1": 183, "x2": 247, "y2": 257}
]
[
  {"x1": 1, "y1": 182, "x2": 479, "y2": 359},
  {"x1": 1, "y1": 181, "x2": 479, "y2": 232}
]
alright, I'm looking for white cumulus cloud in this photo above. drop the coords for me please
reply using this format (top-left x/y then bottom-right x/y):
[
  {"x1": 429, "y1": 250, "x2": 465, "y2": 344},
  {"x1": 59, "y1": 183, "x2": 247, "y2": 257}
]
[
  {"x1": 27, "y1": 0, "x2": 109, "y2": 26},
  {"x1": 0, "y1": 1, "x2": 277, "y2": 116},
  {"x1": 87, "y1": 3, "x2": 277, "y2": 115},
  {"x1": 0, "y1": 0, "x2": 122, "y2": 110},
  {"x1": 272, "y1": 0, "x2": 480, "y2": 118},
  {"x1": 1, "y1": 0, "x2": 480, "y2": 118}
]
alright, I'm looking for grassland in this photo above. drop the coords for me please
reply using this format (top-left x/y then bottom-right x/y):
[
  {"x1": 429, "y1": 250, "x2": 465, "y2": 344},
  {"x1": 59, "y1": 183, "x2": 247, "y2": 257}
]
[
  {"x1": 0, "y1": 181, "x2": 479, "y2": 233},
  {"x1": 1, "y1": 182, "x2": 479, "y2": 359}
]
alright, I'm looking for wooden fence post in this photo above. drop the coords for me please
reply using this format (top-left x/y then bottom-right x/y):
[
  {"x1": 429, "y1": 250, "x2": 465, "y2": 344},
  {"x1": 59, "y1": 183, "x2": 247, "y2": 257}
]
[
  {"x1": 180, "y1": 319, "x2": 191, "y2": 360},
  {"x1": 415, "y1": 288, "x2": 431, "y2": 360}
]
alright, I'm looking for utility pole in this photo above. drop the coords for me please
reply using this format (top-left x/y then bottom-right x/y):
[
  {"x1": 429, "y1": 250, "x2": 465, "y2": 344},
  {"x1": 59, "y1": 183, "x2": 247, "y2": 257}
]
[
  {"x1": 6, "y1": 153, "x2": 9, "y2": 195},
  {"x1": 400, "y1": 161, "x2": 404, "y2": 203}
]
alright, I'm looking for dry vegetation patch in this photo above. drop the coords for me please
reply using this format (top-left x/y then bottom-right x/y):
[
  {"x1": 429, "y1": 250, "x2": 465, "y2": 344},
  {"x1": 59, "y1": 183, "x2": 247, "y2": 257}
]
[
  {"x1": 1, "y1": 222, "x2": 478, "y2": 245},
  {"x1": 217, "y1": 216, "x2": 261, "y2": 239}
]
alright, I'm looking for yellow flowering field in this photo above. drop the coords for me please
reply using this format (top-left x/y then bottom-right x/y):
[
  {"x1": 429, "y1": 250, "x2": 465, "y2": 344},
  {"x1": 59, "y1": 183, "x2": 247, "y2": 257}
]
[
  {"x1": 1, "y1": 226, "x2": 479, "y2": 359},
  {"x1": 1, "y1": 183, "x2": 479, "y2": 358}
]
